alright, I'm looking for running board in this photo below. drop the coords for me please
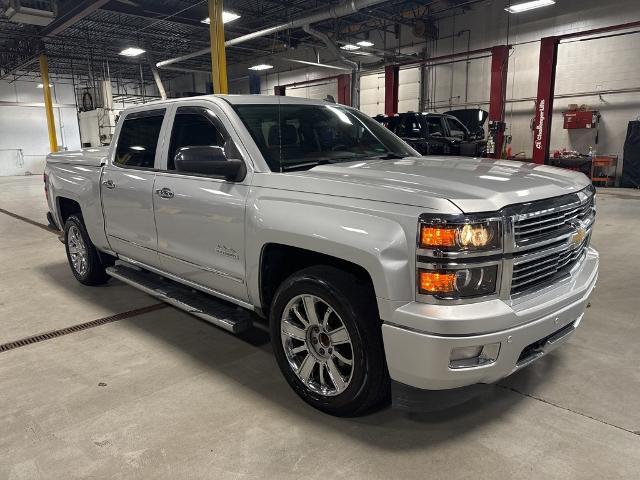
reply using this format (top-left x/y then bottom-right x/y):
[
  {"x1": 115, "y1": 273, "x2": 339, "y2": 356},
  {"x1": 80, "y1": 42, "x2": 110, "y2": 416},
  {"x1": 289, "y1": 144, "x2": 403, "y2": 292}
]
[{"x1": 105, "y1": 265, "x2": 253, "y2": 334}]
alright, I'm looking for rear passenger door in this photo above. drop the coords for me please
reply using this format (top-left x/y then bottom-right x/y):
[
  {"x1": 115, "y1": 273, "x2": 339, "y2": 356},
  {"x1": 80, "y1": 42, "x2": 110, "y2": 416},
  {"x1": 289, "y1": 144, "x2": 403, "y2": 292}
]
[
  {"x1": 153, "y1": 103, "x2": 252, "y2": 303},
  {"x1": 102, "y1": 108, "x2": 168, "y2": 267}
]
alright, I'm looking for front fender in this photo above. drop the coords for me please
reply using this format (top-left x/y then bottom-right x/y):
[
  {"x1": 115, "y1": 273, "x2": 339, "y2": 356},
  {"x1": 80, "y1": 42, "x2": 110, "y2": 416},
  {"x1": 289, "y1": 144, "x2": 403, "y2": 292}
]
[{"x1": 246, "y1": 193, "x2": 418, "y2": 309}]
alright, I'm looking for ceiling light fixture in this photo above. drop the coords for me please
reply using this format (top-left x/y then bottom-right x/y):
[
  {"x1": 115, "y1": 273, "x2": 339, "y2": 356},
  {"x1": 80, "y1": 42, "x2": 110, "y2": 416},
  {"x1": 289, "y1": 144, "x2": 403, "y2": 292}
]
[
  {"x1": 505, "y1": 0, "x2": 555, "y2": 13},
  {"x1": 340, "y1": 44, "x2": 360, "y2": 51},
  {"x1": 356, "y1": 40, "x2": 374, "y2": 47},
  {"x1": 37, "y1": 83, "x2": 53, "y2": 88},
  {"x1": 201, "y1": 11, "x2": 241, "y2": 24},
  {"x1": 248, "y1": 64, "x2": 273, "y2": 71},
  {"x1": 119, "y1": 47, "x2": 146, "y2": 57}
]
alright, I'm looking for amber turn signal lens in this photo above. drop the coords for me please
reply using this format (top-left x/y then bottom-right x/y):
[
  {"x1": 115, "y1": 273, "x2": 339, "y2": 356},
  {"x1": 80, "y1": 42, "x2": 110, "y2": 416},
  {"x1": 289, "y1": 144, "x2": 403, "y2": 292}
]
[
  {"x1": 419, "y1": 271, "x2": 456, "y2": 294},
  {"x1": 420, "y1": 226, "x2": 457, "y2": 248}
]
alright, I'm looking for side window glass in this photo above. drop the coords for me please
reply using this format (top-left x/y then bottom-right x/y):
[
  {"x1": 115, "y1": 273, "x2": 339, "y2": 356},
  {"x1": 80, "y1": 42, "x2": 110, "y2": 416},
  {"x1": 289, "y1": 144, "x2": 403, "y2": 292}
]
[
  {"x1": 404, "y1": 116, "x2": 421, "y2": 135},
  {"x1": 167, "y1": 108, "x2": 241, "y2": 170},
  {"x1": 426, "y1": 116, "x2": 445, "y2": 136},
  {"x1": 395, "y1": 116, "x2": 408, "y2": 136},
  {"x1": 446, "y1": 118, "x2": 467, "y2": 138},
  {"x1": 114, "y1": 112, "x2": 164, "y2": 168}
]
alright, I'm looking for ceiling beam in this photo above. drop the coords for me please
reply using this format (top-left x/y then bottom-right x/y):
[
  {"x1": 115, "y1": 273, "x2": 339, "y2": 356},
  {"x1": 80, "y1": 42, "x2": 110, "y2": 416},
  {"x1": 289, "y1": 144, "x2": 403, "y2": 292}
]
[{"x1": 41, "y1": 0, "x2": 111, "y2": 37}]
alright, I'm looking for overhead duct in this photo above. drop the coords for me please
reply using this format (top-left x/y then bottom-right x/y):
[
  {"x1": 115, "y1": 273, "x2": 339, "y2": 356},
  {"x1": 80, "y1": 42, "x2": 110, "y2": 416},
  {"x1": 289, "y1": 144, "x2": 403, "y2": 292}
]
[
  {"x1": 302, "y1": 24, "x2": 359, "y2": 108},
  {"x1": 5, "y1": 0, "x2": 57, "y2": 26},
  {"x1": 156, "y1": 0, "x2": 389, "y2": 68}
]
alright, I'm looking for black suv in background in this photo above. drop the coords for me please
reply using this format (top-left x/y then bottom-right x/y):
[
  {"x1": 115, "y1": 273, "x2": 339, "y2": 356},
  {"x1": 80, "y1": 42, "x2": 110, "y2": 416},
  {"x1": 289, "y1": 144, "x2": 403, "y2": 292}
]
[{"x1": 374, "y1": 110, "x2": 487, "y2": 157}]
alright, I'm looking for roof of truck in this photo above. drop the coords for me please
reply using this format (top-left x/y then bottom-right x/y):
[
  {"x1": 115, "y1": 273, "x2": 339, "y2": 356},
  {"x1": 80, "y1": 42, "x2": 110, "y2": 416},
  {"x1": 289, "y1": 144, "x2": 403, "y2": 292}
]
[
  {"x1": 130, "y1": 94, "x2": 334, "y2": 108},
  {"x1": 219, "y1": 94, "x2": 333, "y2": 105}
]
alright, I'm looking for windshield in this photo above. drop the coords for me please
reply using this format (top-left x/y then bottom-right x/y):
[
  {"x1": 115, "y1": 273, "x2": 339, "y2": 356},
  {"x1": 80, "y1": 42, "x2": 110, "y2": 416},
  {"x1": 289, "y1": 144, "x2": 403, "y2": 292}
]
[{"x1": 233, "y1": 103, "x2": 418, "y2": 172}]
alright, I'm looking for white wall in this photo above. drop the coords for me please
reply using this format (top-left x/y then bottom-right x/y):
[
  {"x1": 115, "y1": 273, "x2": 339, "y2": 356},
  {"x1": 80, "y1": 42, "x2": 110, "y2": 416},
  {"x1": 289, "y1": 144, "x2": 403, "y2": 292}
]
[
  {"x1": 0, "y1": 79, "x2": 81, "y2": 176},
  {"x1": 426, "y1": 0, "x2": 640, "y2": 171}
]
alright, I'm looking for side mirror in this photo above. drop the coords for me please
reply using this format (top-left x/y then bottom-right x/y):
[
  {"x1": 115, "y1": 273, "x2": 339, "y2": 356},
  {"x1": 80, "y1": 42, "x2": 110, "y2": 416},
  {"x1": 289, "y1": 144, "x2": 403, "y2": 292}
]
[{"x1": 174, "y1": 146, "x2": 245, "y2": 181}]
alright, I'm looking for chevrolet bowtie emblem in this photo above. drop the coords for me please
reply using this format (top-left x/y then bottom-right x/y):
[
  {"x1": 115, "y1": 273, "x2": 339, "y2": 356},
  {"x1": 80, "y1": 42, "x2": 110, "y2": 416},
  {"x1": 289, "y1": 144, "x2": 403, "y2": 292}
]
[{"x1": 568, "y1": 223, "x2": 587, "y2": 248}]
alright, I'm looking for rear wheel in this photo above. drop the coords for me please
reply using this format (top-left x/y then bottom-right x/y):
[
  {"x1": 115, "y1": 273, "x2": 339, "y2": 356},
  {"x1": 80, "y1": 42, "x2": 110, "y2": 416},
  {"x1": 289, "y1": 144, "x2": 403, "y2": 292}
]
[
  {"x1": 64, "y1": 214, "x2": 111, "y2": 286},
  {"x1": 270, "y1": 266, "x2": 390, "y2": 416}
]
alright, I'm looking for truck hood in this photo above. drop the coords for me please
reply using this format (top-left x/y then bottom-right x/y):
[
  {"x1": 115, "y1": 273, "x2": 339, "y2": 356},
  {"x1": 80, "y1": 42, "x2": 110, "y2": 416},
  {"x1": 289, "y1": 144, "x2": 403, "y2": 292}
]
[{"x1": 269, "y1": 156, "x2": 590, "y2": 213}]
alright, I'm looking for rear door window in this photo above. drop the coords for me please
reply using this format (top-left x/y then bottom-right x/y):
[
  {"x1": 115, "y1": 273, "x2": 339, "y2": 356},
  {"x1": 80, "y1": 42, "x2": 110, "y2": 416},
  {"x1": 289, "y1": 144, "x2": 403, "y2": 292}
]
[
  {"x1": 114, "y1": 109, "x2": 165, "y2": 169},
  {"x1": 425, "y1": 116, "x2": 445, "y2": 136},
  {"x1": 399, "y1": 115, "x2": 422, "y2": 137}
]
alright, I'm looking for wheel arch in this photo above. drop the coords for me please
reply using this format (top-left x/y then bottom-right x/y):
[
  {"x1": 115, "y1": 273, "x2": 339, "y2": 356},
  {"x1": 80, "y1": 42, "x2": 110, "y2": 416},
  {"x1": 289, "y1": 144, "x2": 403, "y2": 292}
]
[{"x1": 258, "y1": 243, "x2": 379, "y2": 317}]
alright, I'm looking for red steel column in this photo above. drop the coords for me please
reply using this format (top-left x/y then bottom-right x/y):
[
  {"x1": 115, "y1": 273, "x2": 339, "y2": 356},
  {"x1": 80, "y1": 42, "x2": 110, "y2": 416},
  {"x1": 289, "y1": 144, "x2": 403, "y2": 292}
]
[
  {"x1": 488, "y1": 45, "x2": 509, "y2": 159},
  {"x1": 337, "y1": 74, "x2": 351, "y2": 106},
  {"x1": 532, "y1": 36, "x2": 559, "y2": 164},
  {"x1": 384, "y1": 65, "x2": 399, "y2": 116}
]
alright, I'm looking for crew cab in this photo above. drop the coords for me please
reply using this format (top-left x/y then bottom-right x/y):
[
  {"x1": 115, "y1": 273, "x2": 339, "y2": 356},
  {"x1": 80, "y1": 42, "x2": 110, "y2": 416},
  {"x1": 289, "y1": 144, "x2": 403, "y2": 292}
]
[
  {"x1": 45, "y1": 95, "x2": 598, "y2": 416},
  {"x1": 375, "y1": 111, "x2": 487, "y2": 157}
]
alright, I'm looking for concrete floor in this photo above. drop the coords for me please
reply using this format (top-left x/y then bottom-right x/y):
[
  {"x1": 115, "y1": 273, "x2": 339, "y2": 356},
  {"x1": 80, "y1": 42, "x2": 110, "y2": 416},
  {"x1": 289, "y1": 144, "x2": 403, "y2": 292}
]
[{"x1": 1, "y1": 174, "x2": 639, "y2": 479}]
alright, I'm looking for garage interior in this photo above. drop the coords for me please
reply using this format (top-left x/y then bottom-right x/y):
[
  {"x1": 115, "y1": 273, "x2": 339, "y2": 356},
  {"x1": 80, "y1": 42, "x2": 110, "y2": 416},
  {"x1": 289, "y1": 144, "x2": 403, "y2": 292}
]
[{"x1": 1, "y1": 0, "x2": 640, "y2": 478}]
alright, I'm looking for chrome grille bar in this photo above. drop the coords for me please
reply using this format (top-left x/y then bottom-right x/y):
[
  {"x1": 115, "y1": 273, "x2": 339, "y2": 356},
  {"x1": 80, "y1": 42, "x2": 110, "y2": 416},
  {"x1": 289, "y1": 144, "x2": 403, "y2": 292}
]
[{"x1": 507, "y1": 186, "x2": 595, "y2": 296}]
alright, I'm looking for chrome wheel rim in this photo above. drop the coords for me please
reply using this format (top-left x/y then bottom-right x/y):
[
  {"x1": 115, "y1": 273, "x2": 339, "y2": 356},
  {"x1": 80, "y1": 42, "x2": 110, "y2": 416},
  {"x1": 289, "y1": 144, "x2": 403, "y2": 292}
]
[
  {"x1": 67, "y1": 225, "x2": 88, "y2": 276},
  {"x1": 281, "y1": 294, "x2": 354, "y2": 397}
]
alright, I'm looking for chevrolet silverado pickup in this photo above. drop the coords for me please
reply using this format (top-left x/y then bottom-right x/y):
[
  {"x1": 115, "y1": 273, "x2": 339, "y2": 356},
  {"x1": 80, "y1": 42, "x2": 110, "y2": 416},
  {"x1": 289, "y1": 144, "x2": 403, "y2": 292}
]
[{"x1": 44, "y1": 95, "x2": 598, "y2": 416}]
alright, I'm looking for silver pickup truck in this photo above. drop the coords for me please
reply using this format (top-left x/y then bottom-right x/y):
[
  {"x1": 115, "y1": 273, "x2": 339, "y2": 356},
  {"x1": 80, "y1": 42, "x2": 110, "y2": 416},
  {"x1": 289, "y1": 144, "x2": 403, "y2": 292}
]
[{"x1": 45, "y1": 95, "x2": 598, "y2": 416}]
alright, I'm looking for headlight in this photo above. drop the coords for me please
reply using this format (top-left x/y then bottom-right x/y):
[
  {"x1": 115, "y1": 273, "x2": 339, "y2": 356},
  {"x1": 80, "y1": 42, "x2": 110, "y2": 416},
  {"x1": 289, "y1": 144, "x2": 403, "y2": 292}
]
[
  {"x1": 419, "y1": 220, "x2": 501, "y2": 252},
  {"x1": 418, "y1": 265, "x2": 498, "y2": 298}
]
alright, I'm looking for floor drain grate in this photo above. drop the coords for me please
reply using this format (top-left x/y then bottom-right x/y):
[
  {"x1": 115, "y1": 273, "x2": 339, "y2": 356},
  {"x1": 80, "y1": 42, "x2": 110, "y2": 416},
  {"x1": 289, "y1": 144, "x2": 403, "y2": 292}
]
[{"x1": 0, "y1": 303, "x2": 167, "y2": 353}]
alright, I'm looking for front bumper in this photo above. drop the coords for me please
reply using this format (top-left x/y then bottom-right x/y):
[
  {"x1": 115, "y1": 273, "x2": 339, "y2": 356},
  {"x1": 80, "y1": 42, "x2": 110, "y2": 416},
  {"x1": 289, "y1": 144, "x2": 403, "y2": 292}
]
[{"x1": 381, "y1": 247, "x2": 599, "y2": 390}]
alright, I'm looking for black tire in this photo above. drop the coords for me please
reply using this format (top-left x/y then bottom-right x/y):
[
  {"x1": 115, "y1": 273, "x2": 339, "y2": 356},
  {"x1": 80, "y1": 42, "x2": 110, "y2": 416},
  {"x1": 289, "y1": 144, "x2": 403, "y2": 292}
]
[
  {"x1": 64, "y1": 214, "x2": 111, "y2": 286},
  {"x1": 270, "y1": 265, "x2": 390, "y2": 416}
]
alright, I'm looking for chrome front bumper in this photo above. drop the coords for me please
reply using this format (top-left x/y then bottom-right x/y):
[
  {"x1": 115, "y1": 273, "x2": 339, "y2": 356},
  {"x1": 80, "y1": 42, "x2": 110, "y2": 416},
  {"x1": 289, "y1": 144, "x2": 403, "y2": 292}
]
[{"x1": 381, "y1": 247, "x2": 599, "y2": 390}]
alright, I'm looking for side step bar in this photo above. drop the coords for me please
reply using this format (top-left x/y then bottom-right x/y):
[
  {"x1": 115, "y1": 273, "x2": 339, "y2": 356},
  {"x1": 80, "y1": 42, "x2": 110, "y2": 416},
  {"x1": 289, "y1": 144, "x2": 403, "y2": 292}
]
[{"x1": 106, "y1": 265, "x2": 253, "y2": 334}]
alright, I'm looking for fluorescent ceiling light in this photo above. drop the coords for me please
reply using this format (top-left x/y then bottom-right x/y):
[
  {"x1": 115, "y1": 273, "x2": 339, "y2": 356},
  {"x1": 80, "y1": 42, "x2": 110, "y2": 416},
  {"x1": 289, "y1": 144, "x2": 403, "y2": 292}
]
[
  {"x1": 505, "y1": 0, "x2": 555, "y2": 13},
  {"x1": 119, "y1": 47, "x2": 145, "y2": 57},
  {"x1": 248, "y1": 64, "x2": 273, "y2": 71},
  {"x1": 201, "y1": 11, "x2": 241, "y2": 24},
  {"x1": 356, "y1": 40, "x2": 374, "y2": 47},
  {"x1": 340, "y1": 44, "x2": 360, "y2": 51},
  {"x1": 37, "y1": 83, "x2": 52, "y2": 88}
]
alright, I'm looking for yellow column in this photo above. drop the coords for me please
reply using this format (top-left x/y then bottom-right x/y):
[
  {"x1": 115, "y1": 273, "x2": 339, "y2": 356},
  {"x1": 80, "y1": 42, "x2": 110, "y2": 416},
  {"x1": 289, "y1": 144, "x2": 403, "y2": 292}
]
[
  {"x1": 38, "y1": 53, "x2": 58, "y2": 153},
  {"x1": 208, "y1": 0, "x2": 228, "y2": 94}
]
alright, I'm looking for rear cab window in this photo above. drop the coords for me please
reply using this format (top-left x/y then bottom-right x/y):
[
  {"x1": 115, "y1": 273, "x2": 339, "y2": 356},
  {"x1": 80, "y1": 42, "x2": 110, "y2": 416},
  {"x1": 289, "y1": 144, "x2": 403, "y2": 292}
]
[{"x1": 114, "y1": 109, "x2": 165, "y2": 169}]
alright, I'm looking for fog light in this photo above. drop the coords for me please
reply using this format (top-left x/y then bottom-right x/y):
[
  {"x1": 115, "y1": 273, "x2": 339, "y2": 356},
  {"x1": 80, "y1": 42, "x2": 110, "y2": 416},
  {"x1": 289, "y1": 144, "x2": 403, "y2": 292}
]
[{"x1": 449, "y1": 343, "x2": 501, "y2": 369}]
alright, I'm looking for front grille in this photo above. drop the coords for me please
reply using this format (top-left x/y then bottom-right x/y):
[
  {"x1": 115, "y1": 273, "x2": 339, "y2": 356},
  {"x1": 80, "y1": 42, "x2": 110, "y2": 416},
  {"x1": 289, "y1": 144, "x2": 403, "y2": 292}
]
[
  {"x1": 514, "y1": 194, "x2": 594, "y2": 246},
  {"x1": 508, "y1": 187, "x2": 595, "y2": 296},
  {"x1": 511, "y1": 237, "x2": 589, "y2": 295}
]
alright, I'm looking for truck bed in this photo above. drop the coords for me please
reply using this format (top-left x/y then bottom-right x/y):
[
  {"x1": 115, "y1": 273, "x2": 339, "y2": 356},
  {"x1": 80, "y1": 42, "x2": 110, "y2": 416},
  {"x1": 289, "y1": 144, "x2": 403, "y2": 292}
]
[{"x1": 46, "y1": 147, "x2": 109, "y2": 167}]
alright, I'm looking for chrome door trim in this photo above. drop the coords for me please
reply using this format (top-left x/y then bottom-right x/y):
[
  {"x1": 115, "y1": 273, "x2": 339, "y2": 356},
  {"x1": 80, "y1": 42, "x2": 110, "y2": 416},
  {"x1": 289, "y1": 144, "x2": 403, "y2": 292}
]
[
  {"x1": 157, "y1": 250, "x2": 244, "y2": 284},
  {"x1": 109, "y1": 234, "x2": 244, "y2": 284}
]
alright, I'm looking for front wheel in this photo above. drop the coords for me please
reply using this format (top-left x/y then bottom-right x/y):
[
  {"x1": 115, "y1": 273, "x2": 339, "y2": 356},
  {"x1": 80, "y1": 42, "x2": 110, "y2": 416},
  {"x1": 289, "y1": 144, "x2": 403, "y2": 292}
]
[
  {"x1": 270, "y1": 266, "x2": 390, "y2": 416},
  {"x1": 64, "y1": 214, "x2": 111, "y2": 286}
]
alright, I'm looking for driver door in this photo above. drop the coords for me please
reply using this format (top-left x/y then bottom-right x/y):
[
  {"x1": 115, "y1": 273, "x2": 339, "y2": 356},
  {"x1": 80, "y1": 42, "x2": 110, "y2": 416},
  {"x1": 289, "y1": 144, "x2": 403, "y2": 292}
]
[{"x1": 153, "y1": 103, "x2": 252, "y2": 303}]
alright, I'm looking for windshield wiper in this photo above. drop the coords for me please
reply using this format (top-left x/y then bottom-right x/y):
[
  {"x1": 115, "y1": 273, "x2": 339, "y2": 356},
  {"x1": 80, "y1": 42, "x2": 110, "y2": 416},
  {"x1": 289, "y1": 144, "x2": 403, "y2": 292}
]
[
  {"x1": 378, "y1": 152, "x2": 406, "y2": 160},
  {"x1": 281, "y1": 159, "x2": 333, "y2": 171},
  {"x1": 280, "y1": 155, "x2": 366, "y2": 171}
]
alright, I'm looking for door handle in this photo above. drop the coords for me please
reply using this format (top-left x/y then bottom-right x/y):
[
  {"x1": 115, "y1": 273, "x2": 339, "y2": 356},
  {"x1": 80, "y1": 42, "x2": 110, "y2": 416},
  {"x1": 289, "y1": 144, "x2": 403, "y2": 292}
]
[
  {"x1": 102, "y1": 179, "x2": 116, "y2": 189},
  {"x1": 155, "y1": 187, "x2": 174, "y2": 199}
]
